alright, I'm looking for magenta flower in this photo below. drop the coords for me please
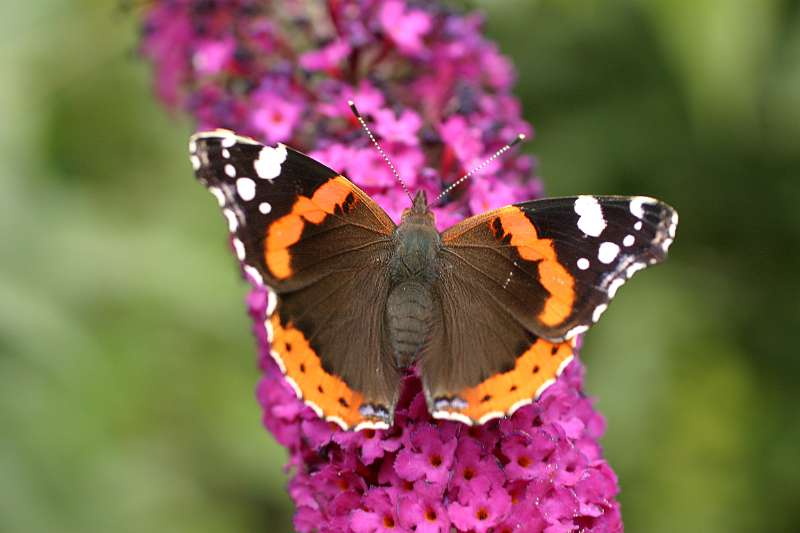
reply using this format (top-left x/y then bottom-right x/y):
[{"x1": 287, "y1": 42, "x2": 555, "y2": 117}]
[
  {"x1": 379, "y1": 1, "x2": 433, "y2": 56},
  {"x1": 141, "y1": 1, "x2": 622, "y2": 531},
  {"x1": 451, "y1": 438, "x2": 505, "y2": 495},
  {"x1": 394, "y1": 424, "x2": 458, "y2": 486},
  {"x1": 397, "y1": 491, "x2": 450, "y2": 533},
  {"x1": 449, "y1": 485, "x2": 512, "y2": 533},
  {"x1": 192, "y1": 36, "x2": 235, "y2": 76},
  {"x1": 373, "y1": 108, "x2": 423, "y2": 146},
  {"x1": 249, "y1": 89, "x2": 303, "y2": 144},
  {"x1": 351, "y1": 488, "x2": 401, "y2": 533},
  {"x1": 300, "y1": 39, "x2": 352, "y2": 72},
  {"x1": 439, "y1": 115, "x2": 485, "y2": 171}
]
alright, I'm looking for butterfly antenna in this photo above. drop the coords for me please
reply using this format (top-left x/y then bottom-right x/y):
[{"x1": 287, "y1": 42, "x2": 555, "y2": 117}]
[
  {"x1": 348, "y1": 100, "x2": 413, "y2": 202},
  {"x1": 431, "y1": 133, "x2": 527, "y2": 206}
]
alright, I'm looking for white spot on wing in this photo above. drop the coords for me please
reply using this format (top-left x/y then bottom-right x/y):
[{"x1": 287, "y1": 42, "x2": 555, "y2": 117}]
[
  {"x1": 232, "y1": 238, "x2": 246, "y2": 260},
  {"x1": 634, "y1": 221, "x2": 643, "y2": 231},
  {"x1": 669, "y1": 211, "x2": 679, "y2": 238},
  {"x1": 266, "y1": 288, "x2": 278, "y2": 315},
  {"x1": 574, "y1": 196, "x2": 606, "y2": 237},
  {"x1": 354, "y1": 420, "x2": 390, "y2": 431},
  {"x1": 598, "y1": 242, "x2": 620, "y2": 264},
  {"x1": 607, "y1": 278, "x2": 625, "y2": 298},
  {"x1": 225, "y1": 164, "x2": 236, "y2": 177},
  {"x1": 568, "y1": 337, "x2": 578, "y2": 348},
  {"x1": 259, "y1": 202, "x2": 272, "y2": 214},
  {"x1": 209, "y1": 187, "x2": 226, "y2": 206},
  {"x1": 223, "y1": 209, "x2": 238, "y2": 231},
  {"x1": 269, "y1": 348, "x2": 286, "y2": 372},
  {"x1": 432, "y1": 410, "x2": 473, "y2": 425},
  {"x1": 189, "y1": 129, "x2": 261, "y2": 147},
  {"x1": 188, "y1": 139, "x2": 197, "y2": 154},
  {"x1": 255, "y1": 143, "x2": 288, "y2": 180},
  {"x1": 236, "y1": 177, "x2": 256, "y2": 201},
  {"x1": 577, "y1": 257, "x2": 590, "y2": 270},
  {"x1": 190, "y1": 155, "x2": 200, "y2": 170},
  {"x1": 304, "y1": 400, "x2": 323, "y2": 417},
  {"x1": 535, "y1": 378, "x2": 556, "y2": 399},
  {"x1": 629, "y1": 196, "x2": 654, "y2": 219},
  {"x1": 592, "y1": 304, "x2": 608, "y2": 322},
  {"x1": 265, "y1": 319, "x2": 274, "y2": 343},
  {"x1": 509, "y1": 398, "x2": 533, "y2": 415},
  {"x1": 326, "y1": 416, "x2": 348, "y2": 430},
  {"x1": 221, "y1": 148, "x2": 231, "y2": 159},
  {"x1": 243, "y1": 265, "x2": 263, "y2": 286},
  {"x1": 556, "y1": 355, "x2": 574, "y2": 375},
  {"x1": 478, "y1": 411, "x2": 506, "y2": 425},
  {"x1": 626, "y1": 262, "x2": 647, "y2": 278},
  {"x1": 623, "y1": 234, "x2": 635, "y2": 247},
  {"x1": 284, "y1": 376, "x2": 302, "y2": 397},
  {"x1": 566, "y1": 325, "x2": 588, "y2": 339}
]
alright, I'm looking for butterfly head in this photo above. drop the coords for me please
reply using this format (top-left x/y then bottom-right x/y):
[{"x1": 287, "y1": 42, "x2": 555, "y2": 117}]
[{"x1": 401, "y1": 190, "x2": 435, "y2": 227}]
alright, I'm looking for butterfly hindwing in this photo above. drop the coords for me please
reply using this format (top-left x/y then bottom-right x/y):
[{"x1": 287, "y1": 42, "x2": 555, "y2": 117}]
[
  {"x1": 190, "y1": 130, "x2": 400, "y2": 430},
  {"x1": 424, "y1": 196, "x2": 676, "y2": 424},
  {"x1": 423, "y1": 264, "x2": 576, "y2": 425}
]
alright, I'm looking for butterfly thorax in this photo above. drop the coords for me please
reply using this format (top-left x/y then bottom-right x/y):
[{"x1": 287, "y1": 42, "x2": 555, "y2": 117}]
[{"x1": 386, "y1": 191, "x2": 441, "y2": 368}]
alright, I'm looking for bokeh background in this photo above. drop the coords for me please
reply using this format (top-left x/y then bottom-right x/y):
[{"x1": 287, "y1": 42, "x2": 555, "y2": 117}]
[{"x1": 2, "y1": 0, "x2": 799, "y2": 532}]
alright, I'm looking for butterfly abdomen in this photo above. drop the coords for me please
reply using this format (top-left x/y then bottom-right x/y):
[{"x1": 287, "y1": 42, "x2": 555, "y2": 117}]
[{"x1": 386, "y1": 281, "x2": 435, "y2": 368}]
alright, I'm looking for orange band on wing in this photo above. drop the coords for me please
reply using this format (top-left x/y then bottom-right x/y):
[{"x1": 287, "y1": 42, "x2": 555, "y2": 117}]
[
  {"x1": 265, "y1": 176, "x2": 355, "y2": 279},
  {"x1": 269, "y1": 314, "x2": 367, "y2": 429},
  {"x1": 433, "y1": 339, "x2": 574, "y2": 425},
  {"x1": 497, "y1": 208, "x2": 575, "y2": 326}
]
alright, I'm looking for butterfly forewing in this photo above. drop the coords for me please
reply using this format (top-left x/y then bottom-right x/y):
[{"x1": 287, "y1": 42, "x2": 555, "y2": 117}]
[{"x1": 440, "y1": 196, "x2": 677, "y2": 342}]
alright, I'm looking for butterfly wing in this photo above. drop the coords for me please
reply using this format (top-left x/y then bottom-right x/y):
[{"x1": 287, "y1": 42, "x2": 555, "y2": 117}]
[
  {"x1": 190, "y1": 130, "x2": 400, "y2": 430},
  {"x1": 423, "y1": 195, "x2": 677, "y2": 424},
  {"x1": 424, "y1": 270, "x2": 577, "y2": 425}
]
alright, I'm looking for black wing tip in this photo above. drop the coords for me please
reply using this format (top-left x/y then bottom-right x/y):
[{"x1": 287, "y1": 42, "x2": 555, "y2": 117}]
[
  {"x1": 188, "y1": 129, "x2": 268, "y2": 187},
  {"x1": 640, "y1": 197, "x2": 678, "y2": 257},
  {"x1": 189, "y1": 129, "x2": 262, "y2": 148}
]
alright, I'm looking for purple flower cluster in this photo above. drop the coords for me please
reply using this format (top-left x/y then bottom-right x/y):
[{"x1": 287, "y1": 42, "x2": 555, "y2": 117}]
[
  {"x1": 141, "y1": 0, "x2": 540, "y2": 225},
  {"x1": 141, "y1": 1, "x2": 622, "y2": 531}
]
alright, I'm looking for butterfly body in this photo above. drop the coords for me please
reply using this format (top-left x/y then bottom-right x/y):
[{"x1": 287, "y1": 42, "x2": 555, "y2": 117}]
[
  {"x1": 387, "y1": 191, "x2": 441, "y2": 367},
  {"x1": 189, "y1": 129, "x2": 678, "y2": 431}
]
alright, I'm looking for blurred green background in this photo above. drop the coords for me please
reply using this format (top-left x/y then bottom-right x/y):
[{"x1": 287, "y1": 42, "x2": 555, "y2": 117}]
[{"x1": 2, "y1": 0, "x2": 799, "y2": 531}]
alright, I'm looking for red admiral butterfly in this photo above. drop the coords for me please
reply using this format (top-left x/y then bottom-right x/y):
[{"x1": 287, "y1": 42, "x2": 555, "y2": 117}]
[{"x1": 189, "y1": 106, "x2": 677, "y2": 431}]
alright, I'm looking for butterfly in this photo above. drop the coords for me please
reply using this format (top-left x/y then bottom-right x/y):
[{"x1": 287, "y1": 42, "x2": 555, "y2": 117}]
[{"x1": 188, "y1": 119, "x2": 677, "y2": 431}]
